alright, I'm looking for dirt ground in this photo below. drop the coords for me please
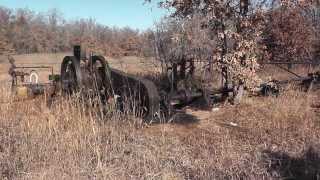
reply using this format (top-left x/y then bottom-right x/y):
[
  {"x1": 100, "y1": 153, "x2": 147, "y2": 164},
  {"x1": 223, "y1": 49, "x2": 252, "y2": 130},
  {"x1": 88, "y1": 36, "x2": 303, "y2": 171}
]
[{"x1": 0, "y1": 54, "x2": 320, "y2": 179}]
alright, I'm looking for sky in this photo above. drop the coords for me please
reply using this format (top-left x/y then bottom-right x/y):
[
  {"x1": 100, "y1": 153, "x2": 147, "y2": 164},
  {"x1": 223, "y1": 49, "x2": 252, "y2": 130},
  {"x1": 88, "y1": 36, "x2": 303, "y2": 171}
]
[{"x1": 0, "y1": 0, "x2": 168, "y2": 30}]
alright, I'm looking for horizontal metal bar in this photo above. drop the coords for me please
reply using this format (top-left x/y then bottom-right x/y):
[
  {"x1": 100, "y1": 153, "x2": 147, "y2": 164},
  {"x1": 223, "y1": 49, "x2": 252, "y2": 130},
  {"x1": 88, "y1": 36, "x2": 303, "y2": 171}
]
[
  {"x1": 16, "y1": 63, "x2": 60, "y2": 65},
  {"x1": 262, "y1": 61, "x2": 319, "y2": 65},
  {"x1": 274, "y1": 64, "x2": 302, "y2": 78},
  {"x1": 15, "y1": 83, "x2": 54, "y2": 86},
  {"x1": 276, "y1": 77, "x2": 311, "y2": 84},
  {"x1": 14, "y1": 66, "x2": 53, "y2": 69}
]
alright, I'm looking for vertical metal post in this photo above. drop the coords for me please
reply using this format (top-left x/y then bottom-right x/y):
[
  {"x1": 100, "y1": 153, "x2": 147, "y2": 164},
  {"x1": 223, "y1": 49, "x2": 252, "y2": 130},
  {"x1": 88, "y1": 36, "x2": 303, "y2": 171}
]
[{"x1": 74, "y1": 45, "x2": 81, "y2": 60}]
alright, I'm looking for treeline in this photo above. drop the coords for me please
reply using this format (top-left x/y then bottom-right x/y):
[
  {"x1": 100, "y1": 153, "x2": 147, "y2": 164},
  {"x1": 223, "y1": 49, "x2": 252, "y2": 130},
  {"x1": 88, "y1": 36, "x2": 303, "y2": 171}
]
[
  {"x1": 1, "y1": 1, "x2": 320, "y2": 65},
  {"x1": 0, "y1": 6, "x2": 154, "y2": 57}
]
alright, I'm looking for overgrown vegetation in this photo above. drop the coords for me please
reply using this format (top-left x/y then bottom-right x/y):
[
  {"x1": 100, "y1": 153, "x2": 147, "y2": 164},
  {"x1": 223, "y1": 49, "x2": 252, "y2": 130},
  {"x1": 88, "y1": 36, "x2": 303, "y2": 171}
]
[
  {"x1": 149, "y1": 0, "x2": 320, "y2": 89},
  {"x1": 0, "y1": 84, "x2": 319, "y2": 179}
]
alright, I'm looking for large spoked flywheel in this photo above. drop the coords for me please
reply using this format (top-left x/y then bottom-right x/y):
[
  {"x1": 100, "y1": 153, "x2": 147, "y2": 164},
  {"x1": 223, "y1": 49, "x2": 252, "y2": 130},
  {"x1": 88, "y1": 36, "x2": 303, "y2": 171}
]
[
  {"x1": 61, "y1": 56, "x2": 83, "y2": 94},
  {"x1": 89, "y1": 56, "x2": 112, "y2": 96},
  {"x1": 59, "y1": 52, "x2": 161, "y2": 122}
]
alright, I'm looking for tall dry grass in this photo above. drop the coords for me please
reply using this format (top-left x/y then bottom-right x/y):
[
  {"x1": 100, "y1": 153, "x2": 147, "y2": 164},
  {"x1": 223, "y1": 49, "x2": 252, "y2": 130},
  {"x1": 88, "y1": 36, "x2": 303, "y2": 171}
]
[
  {"x1": 0, "y1": 82, "x2": 320, "y2": 179},
  {"x1": 1, "y1": 53, "x2": 320, "y2": 179}
]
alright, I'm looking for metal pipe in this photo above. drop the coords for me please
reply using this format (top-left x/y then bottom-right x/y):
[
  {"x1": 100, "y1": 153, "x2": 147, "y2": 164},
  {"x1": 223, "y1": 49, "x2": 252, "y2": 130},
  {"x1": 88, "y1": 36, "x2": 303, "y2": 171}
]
[
  {"x1": 14, "y1": 66, "x2": 53, "y2": 69},
  {"x1": 262, "y1": 61, "x2": 319, "y2": 65},
  {"x1": 74, "y1": 45, "x2": 81, "y2": 60}
]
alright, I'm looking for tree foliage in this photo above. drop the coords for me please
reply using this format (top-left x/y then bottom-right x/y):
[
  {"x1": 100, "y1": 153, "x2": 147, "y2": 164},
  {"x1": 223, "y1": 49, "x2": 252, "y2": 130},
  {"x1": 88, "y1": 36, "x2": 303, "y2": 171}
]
[
  {"x1": 262, "y1": 0, "x2": 316, "y2": 62},
  {"x1": 148, "y1": 0, "x2": 320, "y2": 89},
  {"x1": 0, "y1": 6, "x2": 147, "y2": 57},
  {"x1": 149, "y1": 0, "x2": 265, "y2": 88}
]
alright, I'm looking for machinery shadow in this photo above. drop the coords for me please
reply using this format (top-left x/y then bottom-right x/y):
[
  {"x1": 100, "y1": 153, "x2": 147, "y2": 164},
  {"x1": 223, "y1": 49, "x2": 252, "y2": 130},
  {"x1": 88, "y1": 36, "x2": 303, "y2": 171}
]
[
  {"x1": 169, "y1": 112, "x2": 200, "y2": 125},
  {"x1": 263, "y1": 147, "x2": 320, "y2": 180}
]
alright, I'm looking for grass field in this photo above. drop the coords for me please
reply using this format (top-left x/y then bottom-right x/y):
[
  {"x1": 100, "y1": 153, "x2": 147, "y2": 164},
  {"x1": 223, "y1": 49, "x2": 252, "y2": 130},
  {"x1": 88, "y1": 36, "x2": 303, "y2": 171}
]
[{"x1": 0, "y1": 54, "x2": 320, "y2": 179}]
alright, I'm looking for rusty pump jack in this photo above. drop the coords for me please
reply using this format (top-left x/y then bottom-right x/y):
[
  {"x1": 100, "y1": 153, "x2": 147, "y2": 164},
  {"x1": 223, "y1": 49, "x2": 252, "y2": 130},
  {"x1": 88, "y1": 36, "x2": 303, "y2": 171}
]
[
  {"x1": 60, "y1": 45, "x2": 161, "y2": 121},
  {"x1": 9, "y1": 46, "x2": 214, "y2": 122},
  {"x1": 59, "y1": 46, "x2": 210, "y2": 121}
]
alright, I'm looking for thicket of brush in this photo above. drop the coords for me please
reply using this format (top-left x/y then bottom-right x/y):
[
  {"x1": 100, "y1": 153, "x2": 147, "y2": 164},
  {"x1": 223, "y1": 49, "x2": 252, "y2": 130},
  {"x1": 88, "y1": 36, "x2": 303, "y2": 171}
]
[{"x1": 0, "y1": 83, "x2": 319, "y2": 179}]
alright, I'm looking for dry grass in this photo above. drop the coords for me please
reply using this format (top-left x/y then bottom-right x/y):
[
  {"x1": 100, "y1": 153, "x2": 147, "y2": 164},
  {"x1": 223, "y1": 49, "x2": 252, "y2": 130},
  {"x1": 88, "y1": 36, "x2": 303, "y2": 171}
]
[
  {"x1": 1, "y1": 85, "x2": 319, "y2": 180},
  {"x1": 0, "y1": 54, "x2": 320, "y2": 179}
]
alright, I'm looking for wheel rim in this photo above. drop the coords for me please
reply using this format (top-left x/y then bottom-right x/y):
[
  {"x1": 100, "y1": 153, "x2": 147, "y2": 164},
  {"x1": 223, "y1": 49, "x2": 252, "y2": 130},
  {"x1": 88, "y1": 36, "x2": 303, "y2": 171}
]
[{"x1": 60, "y1": 56, "x2": 82, "y2": 94}]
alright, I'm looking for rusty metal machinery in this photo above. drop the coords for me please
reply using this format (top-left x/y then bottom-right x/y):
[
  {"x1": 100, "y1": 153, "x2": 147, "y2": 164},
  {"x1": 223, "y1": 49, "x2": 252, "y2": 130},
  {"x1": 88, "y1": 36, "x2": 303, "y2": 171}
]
[
  {"x1": 59, "y1": 46, "x2": 162, "y2": 121},
  {"x1": 109, "y1": 68, "x2": 161, "y2": 120},
  {"x1": 9, "y1": 46, "x2": 320, "y2": 122},
  {"x1": 10, "y1": 45, "x2": 320, "y2": 123},
  {"x1": 258, "y1": 61, "x2": 320, "y2": 96},
  {"x1": 58, "y1": 46, "x2": 213, "y2": 121},
  {"x1": 9, "y1": 56, "x2": 59, "y2": 98},
  {"x1": 10, "y1": 45, "x2": 319, "y2": 122},
  {"x1": 7, "y1": 45, "x2": 211, "y2": 121}
]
